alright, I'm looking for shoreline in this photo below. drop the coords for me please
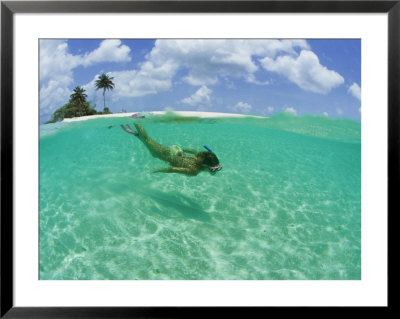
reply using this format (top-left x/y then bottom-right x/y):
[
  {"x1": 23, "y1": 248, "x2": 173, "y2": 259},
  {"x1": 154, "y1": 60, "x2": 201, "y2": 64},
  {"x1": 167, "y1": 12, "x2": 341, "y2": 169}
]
[{"x1": 61, "y1": 111, "x2": 266, "y2": 122}]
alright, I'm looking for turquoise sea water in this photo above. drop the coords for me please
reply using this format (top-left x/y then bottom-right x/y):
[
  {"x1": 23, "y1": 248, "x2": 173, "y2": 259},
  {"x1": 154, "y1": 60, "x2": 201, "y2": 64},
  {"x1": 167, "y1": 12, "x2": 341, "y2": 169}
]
[{"x1": 39, "y1": 113, "x2": 361, "y2": 280}]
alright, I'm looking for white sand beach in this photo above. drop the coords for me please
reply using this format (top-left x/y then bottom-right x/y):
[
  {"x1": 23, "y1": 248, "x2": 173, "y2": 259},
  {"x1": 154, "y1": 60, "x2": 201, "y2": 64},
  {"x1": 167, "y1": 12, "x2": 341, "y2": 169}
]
[{"x1": 62, "y1": 111, "x2": 266, "y2": 122}]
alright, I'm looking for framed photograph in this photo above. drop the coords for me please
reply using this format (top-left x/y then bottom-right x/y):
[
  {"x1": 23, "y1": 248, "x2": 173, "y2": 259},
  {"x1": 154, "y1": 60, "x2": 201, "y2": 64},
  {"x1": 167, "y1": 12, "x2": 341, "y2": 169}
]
[{"x1": 1, "y1": 0, "x2": 394, "y2": 317}]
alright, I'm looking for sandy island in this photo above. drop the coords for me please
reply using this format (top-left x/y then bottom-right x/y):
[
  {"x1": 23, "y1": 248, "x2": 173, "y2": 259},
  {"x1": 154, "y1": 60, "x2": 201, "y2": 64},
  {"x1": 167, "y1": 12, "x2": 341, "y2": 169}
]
[{"x1": 62, "y1": 111, "x2": 266, "y2": 122}]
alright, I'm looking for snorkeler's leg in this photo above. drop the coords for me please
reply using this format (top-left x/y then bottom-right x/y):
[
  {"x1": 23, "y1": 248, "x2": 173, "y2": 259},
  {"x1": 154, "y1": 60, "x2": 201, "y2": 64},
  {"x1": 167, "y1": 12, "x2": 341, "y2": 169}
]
[
  {"x1": 120, "y1": 124, "x2": 138, "y2": 136},
  {"x1": 133, "y1": 124, "x2": 172, "y2": 161},
  {"x1": 121, "y1": 123, "x2": 170, "y2": 161},
  {"x1": 133, "y1": 123, "x2": 149, "y2": 139}
]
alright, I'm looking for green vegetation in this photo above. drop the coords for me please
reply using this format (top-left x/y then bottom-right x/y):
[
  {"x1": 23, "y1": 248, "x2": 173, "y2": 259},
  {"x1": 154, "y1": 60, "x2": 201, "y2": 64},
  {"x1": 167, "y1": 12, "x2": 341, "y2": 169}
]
[
  {"x1": 47, "y1": 73, "x2": 115, "y2": 124},
  {"x1": 46, "y1": 86, "x2": 101, "y2": 123}
]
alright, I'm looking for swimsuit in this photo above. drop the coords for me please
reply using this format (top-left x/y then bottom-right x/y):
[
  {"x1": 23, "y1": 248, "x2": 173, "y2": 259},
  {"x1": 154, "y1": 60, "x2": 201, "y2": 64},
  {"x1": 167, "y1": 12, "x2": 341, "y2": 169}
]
[{"x1": 168, "y1": 145, "x2": 183, "y2": 157}]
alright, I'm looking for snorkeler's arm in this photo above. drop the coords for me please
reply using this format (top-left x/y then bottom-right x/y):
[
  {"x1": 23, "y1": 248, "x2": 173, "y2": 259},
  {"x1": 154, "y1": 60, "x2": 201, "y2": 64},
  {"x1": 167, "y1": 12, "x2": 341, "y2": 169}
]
[
  {"x1": 150, "y1": 167, "x2": 198, "y2": 176},
  {"x1": 183, "y1": 148, "x2": 198, "y2": 155}
]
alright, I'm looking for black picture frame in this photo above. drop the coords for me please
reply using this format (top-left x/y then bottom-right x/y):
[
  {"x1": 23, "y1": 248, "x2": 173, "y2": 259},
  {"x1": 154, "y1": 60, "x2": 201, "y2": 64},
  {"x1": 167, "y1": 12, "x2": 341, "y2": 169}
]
[{"x1": 1, "y1": 1, "x2": 395, "y2": 317}]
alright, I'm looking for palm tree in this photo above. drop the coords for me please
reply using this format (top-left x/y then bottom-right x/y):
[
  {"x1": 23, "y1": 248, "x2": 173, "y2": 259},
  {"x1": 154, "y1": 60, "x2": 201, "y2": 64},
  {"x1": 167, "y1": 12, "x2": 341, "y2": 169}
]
[
  {"x1": 95, "y1": 73, "x2": 115, "y2": 111},
  {"x1": 70, "y1": 86, "x2": 87, "y2": 103},
  {"x1": 70, "y1": 86, "x2": 88, "y2": 116}
]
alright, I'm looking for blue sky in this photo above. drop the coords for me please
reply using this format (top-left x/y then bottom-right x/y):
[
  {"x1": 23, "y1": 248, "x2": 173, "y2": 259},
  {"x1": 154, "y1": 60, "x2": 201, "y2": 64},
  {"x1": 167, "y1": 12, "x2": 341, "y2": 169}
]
[{"x1": 39, "y1": 39, "x2": 361, "y2": 124}]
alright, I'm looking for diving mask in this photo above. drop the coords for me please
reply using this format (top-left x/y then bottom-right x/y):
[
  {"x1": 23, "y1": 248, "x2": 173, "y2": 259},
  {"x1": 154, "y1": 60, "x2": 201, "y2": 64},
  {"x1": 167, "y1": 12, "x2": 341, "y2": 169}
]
[{"x1": 209, "y1": 165, "x2": 223, "y2": 172}]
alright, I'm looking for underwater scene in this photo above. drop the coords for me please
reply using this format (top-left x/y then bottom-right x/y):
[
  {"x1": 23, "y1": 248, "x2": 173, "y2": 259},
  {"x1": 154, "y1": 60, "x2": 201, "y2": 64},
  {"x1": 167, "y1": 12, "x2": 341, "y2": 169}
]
[{"x1": 39, "y1": 113, "x2": 361, "y2": 280}]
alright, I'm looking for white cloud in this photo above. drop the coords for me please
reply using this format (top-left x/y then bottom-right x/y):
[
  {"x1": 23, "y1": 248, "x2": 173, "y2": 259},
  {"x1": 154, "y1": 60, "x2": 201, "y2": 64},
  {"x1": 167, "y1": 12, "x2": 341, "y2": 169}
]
[
  {"x1": 40, "y1": 80, "x2": 73, "y2": 113},
  {"x1": 183, "y1": 74, "x2": 219, "y2": 86},
  {"x1": 82, "y1": 39, "x2": 310, "y2": 104},
  {"x1": 323, "y1": 112, "x2": 329, "y2": 117},
  {"x1": 81, "y1": 39, "x2": 131, "y2": 66},
  {"x1": 145, "y1": 39, "x2": 309, "y2": 87},
  {"x1": 284, "y1": 107, "x2": 297, "y2": 115},
  {"x1": 41, "y1": 39, "x2": 313, "y2": 119},
  {"x1": 229, "y1": 101, "x2": 252, "y2": 114},
  {"x1": 42, "y1": 39, "x2": 341, "y2": 121},
  {"x1": 40, "y1": 39, "x2": 132, "y2": 118},
  {"x1": 181, "y1": 86, "x2": 212, "y2": 108},
  {"x1": 246, "y1": 74, "x2": 270, "y2": 86},
  {"x1": 40, "y1": 40, "x2": 81, "y2": 117},
  {"x1": 260, "y1": 50, "x2": 344, "y2": 94},
  {"x1": 348, "y1": 82, "x2": 361, "y2": 100},
  {"x1": 40, "y1": 40, "x2": 80, "y2": 84},
  {"x1": 84, "y1": 60, "x2": 178, "y2": 104},
  {"x1": 265, "y1": 106, "x2": 275, "y2": 114},
  {"x1": 337, "y1": 108, "x2": 343, "y2": 115}
]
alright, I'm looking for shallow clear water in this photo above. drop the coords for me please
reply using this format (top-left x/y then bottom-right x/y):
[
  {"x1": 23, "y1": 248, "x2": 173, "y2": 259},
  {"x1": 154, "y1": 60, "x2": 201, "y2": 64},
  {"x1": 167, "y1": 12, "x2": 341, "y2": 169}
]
[{"x1": 39, "y1": 113, "x2": 361, "y2": 280}]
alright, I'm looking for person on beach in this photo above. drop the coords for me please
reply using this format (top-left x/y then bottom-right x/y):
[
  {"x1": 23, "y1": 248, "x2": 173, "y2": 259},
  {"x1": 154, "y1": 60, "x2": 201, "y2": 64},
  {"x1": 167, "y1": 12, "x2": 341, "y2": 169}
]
[{"x1": 121, "y1": 123, "x2": 222, "y2": 176}]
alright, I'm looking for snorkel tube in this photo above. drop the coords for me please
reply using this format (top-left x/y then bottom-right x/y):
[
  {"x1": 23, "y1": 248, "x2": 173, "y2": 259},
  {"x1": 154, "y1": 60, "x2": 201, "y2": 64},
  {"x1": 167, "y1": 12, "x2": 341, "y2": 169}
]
[{"x1": 203, "y1": 145, "x2": 213, "y2": 153}]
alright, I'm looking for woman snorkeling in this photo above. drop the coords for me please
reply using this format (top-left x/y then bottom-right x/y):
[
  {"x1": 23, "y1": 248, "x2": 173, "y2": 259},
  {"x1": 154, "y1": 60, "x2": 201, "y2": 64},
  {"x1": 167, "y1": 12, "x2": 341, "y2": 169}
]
[{"x1": 121, "y1": 123, "x2": 222, "y2": 176}]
